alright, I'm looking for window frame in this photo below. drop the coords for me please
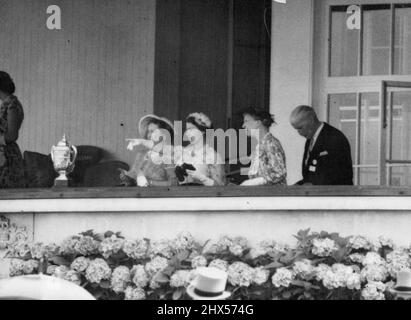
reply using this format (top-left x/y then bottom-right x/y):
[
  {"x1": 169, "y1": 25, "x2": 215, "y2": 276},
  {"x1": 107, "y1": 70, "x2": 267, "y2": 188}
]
[
  {"x1": 328, "y1": 2, "x2": 411, "y2": 78},
  {"x1": 318, "y1": 0, "x2": 411, "y2": 185}
]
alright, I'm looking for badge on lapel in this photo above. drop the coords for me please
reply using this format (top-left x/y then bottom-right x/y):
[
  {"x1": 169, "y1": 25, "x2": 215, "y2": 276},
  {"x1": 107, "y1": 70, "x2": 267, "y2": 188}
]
[{"x1": 319, "y1": 151, "x2": 328, "y2": 157}]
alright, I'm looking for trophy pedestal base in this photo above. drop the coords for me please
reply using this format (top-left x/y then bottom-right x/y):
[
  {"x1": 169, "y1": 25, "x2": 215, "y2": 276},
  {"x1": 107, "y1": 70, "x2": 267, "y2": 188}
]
[{"x1": 53, "y1": 179, "x2": 69, "y2": 188}]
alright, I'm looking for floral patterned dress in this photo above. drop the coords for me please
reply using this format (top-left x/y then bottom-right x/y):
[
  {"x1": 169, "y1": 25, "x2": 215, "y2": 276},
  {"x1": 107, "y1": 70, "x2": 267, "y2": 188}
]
[
  {"x1": 248, "y1": 132, "x2": 287, "y2": 185},
  {"x1": 0, "y1": 95, "x2": 25, "y2": 188}
]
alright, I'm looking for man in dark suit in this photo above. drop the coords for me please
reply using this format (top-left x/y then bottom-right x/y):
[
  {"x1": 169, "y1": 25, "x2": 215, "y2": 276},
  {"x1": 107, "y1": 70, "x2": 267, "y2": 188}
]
[{"x1": 290, "y1": 105, "x2": 353, "y2": 185}]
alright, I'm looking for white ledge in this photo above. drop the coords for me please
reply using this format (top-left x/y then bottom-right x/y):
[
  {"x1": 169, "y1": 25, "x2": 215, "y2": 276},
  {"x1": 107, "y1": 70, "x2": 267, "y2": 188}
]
[{"x1": 0, "y1": 196, "x2": 410, "y2": 213}]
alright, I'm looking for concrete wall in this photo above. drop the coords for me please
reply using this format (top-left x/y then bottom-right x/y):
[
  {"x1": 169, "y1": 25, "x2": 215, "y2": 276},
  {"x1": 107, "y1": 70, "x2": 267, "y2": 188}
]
[
  {"x1": 270, "y1": 0, "x2": 314, "y2": 185},
  {"x1": 0, "y1": 0, "x2": 156, "y2": 166},
  {"x1": 4, "y1": 209, "x2": 411, "y2": 246}
]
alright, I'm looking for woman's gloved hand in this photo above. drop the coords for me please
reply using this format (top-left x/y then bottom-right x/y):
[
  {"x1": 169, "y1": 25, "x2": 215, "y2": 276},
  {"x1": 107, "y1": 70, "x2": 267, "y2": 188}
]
[{"x1": 137, "y1": 174, "x2": 149, "y2": 187}]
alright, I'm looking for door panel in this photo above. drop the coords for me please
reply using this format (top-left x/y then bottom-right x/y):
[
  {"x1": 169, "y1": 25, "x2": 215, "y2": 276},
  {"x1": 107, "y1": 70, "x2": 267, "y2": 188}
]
[{"x1": 381, "y1": 81, "x2": 411, "y2": 185}]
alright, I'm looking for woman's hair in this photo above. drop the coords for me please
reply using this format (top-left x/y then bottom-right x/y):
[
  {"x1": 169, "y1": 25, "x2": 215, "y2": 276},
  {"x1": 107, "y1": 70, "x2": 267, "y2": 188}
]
[
  {"x1": 148, "y1": 118, "x2": 174, "y2": 144},
  {"x1": 240, "y1": 107, "x2": 276, "y2": 128},
  {"x1": 0, "y1": 71, "x2": 15, "y2": 95}
]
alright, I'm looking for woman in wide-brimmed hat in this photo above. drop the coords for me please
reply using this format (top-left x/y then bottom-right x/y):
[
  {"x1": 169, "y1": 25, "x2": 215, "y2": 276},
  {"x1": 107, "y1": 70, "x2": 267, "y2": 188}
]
[
  {"x1": 120, "y1": 114, "x2": 176, "y2": 187},
  {"x1": 174, "y1": 112, "x2": 225, "y2": 186}
]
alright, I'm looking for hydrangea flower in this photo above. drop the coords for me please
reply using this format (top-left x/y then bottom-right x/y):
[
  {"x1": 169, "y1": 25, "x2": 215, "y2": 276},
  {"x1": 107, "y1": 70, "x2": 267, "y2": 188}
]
[
  {"x1": 173, "y1": 232, "x2": 197, "y2": 252},
  {"x1": 311, "y1": 238, "x2": 338, "y2": 257},
  {"x1": 362, "y1": 252, "x2": 385, "y2": 266},
  {"x1": 149, "y1": 277, "x2": 161, "y2": 290},
  {"x1": 253, "y1": 267, "x2": 270, "y2": 285},
  {"x1": 315, "y1": 264, "x2": 332, "y2": 281},
  {"x1": 144, "y1": 256, "x2": 169, "y2": 277},
  {"x1": 293, "y1": 259, "x2": 315, "y2": 280},
  {"x1": 123, "y1": 239, "x2": 149, "y2": 260},
  {"x1": 348, "y1": 236, "x2": 373, "y2": 251},
  {"x1": 191, "y1": 255, "x2": 208, "y2": 269},
  {"x1": 249, "y1": 240, "x2": 288, "y2": 259},
  {"x1": 211, "y1": 236, "x2": 248, "y2": 257},
  {"x1": 30, "y1": 243, "x2": 58, "y2": 260},
  {"x1": 229, "y1": 244, "x2": 244, "y2": 256},
  {"x1": 46, "y1": 265, "x2": 58, "y2": 275},
  {"x1": 228, "y1": 262, "x2": 254, "y2": 287},
  {"x1": 85, "y1": 258, "x2": 112, "y2": 284},
  {"x1": 378, "y1": 236, "x2": 395, "y2": 249},
  {"x1": 53, "y1": 265, "x2": 70, "y2": 279},
  {"x1": 7, "y1": 242, "x2": 31, "y2": 258},
  {"x1": 349, "y1": 253, "x2": 365, "y2": 264},
  {"x1": 130, "y1": 265, "x2": 150, "y2": 288},
  {"x1": 360, "y1": 264, "x2": 389, "y2": 282},
  {"x1": 208, "y1": 259, "x2": 229, "y2": 272},
  {"x1": 346, "y1": 273, "x2": 361, "y2": 290},
  {"x1": 64, "y1": 270, "x2": 82, "y2": 286},
  {"x1": 124, "y1": 286, "x2": 146, "y2": 300},
  {"x1": 9, "y1": 259, "x2": 25, "y2": 276},
  {"x1": 170, "y1": 270, "x2": 192, "y2": 288},
  {"x1": 271, "y1": 268, "x2": 293, "y2": 288},
  {"x1": 59, "y1": 237, "x2": 79, "y2": 255},
  {"x1": 111, "y1": 266, "x2": 131, "y2": 293},
  {"x1": 99, "y1": 235, "x2": 125, "y2": 259},
  {"x1": 361, "y1": 282, "x2": 386, "y2": 300},
  {"x1": 316, "y1": 264, "x2": 360, "y2": 290},
  {"x1": 22, "y1": 260, "x2": 39, "y2": 274},
  {"x1": 70, "y1": 257, "x2": 91, "y2": 272},
  {"x1": 148, "y1": 240, "x2": 174, "y2": 259},
  {"x1": 74, "y1": 236, "x2": 99, "y2": 256}
]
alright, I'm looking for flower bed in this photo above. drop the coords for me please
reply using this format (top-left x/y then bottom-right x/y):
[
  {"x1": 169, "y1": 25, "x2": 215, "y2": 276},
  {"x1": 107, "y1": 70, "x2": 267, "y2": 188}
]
[{"x1": 5, "y1": 229, "x2": 409, "y2": 300}]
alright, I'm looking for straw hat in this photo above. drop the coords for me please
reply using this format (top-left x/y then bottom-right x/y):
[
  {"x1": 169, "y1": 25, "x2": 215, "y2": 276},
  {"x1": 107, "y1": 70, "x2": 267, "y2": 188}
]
[
  {"x1": 138, "y1": 114, "x2": 174, "y2": 139},
  {"x1": 187, "y1": 267, "x2": 231, "y2": 300},
  {"x1": 0, "y1": 274, "x2": 95, "y2": 300},
  {"x1": 390, "y1": 270, "x2": 411, "y2": 298}
]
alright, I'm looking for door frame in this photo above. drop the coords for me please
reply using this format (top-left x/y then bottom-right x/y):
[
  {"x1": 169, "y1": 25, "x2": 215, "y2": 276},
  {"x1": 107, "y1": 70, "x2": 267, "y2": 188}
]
[{"x1": 379, "y1": 80, "x2": 411, "y2": 185}]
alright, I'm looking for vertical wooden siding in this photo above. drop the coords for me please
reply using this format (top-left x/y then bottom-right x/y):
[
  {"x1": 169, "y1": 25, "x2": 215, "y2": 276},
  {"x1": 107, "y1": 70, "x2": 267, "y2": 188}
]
[{"x1": 0, "y1": 0, "x2": 156, "y2": 165}]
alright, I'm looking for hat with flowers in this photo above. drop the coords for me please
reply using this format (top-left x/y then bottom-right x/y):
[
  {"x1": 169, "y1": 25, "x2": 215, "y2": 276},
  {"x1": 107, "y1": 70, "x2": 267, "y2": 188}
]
[{"x1": 186, "y1": 113, "x2": 213, "y2": 131}]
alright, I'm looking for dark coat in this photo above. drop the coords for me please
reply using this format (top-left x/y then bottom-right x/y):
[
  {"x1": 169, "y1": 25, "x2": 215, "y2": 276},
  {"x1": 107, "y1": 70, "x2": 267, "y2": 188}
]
[{"x1": 299, "y1": 123, "x2": 353, "y2": 185}]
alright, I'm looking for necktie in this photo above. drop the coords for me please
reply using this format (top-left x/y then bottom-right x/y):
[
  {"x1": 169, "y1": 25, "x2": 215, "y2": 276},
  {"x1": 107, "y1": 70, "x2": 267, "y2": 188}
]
[{"x1": 305, "y1": 138, "x2": 315, "y2": 166}]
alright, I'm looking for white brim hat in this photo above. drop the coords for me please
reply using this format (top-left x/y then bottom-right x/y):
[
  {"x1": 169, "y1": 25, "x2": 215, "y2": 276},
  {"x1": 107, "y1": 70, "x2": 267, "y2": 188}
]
[
  {"x1": 138, "y1": 114, "x2": 174, "y2": 139},
  {"x1": 389, "y1": 288, "x2": 411, "y2": 299},
  {"x1": 0, "y1": 274, "x2": 95, "y2": 300},
  {"x1": 186, "y1": 284, "x2": 231, "y2": 300}
]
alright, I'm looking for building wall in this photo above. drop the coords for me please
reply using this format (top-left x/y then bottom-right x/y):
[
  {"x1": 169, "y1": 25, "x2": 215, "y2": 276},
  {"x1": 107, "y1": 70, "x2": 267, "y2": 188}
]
[
  {"x1": 154, "y1": 0, "x2": 230, "y2": 130},
  {"x1": 270, "y1": 0, "x2": 315, "y2": 185},
  {"x1": 4, "y1": 209, "x2": 411, "y2": 246},
  {"x1": 0, "y1": 0, "x2": 156, "y2": 166}
]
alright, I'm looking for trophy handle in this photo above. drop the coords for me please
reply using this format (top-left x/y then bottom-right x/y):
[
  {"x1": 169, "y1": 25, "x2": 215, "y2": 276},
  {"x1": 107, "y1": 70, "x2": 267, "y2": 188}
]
[
  {"x1": 50, "y1": 146, "x2": 55, "y2": 162},
  {"x1": 71, "y1": 145, "x2": 78, "y2": 163},
  {"x1": 66, "y1": 145, "x2": 77, "y2": 174}
]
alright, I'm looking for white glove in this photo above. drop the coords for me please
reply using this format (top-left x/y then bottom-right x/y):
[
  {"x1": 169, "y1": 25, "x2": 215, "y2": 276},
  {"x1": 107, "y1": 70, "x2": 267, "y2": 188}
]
[
  {"x1": 137, "y1": 175, "x2": 149, "y2": 187},
  {"x1": 126, "y1": 139, "x2": 144, "y2": 151}
]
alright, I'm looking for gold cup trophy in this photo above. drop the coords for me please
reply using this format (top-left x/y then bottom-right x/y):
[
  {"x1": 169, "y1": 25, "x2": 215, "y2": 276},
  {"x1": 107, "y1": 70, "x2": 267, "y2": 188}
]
[{"x1": 51, "y1": 135, "x2": 77, "y2": 187}]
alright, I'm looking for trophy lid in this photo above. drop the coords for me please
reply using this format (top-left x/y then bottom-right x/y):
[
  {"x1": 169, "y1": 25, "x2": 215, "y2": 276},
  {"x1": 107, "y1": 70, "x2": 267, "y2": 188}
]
[{"x1": 56, "y1": 134, "x2": 70, "y2": 147}]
